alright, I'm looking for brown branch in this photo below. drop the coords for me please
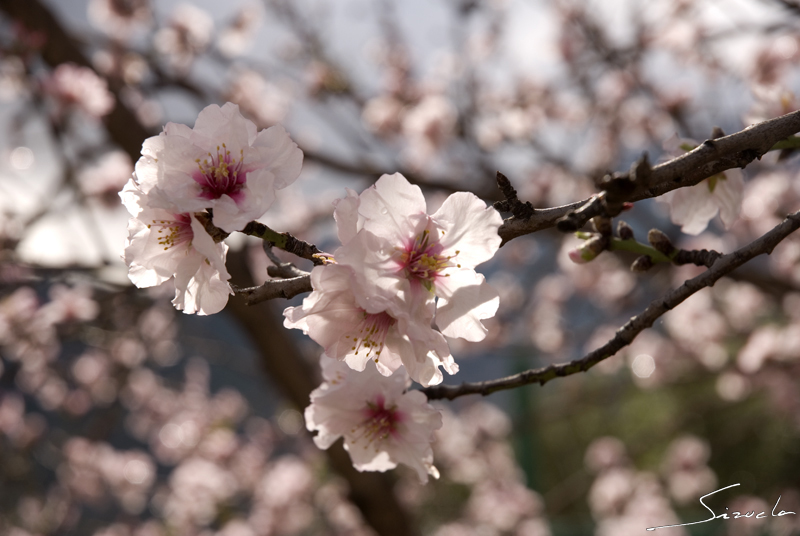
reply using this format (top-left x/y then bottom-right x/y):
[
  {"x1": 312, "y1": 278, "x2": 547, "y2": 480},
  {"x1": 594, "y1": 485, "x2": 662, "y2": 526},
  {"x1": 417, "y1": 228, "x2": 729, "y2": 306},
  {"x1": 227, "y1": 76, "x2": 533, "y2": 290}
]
[
  {"x1": 240, "y1": 221, "x2": 327, "y2": 265},
  {"x1": 422, "y1": 209, "x2": 800, "y2": 400},
  {"x1": 498, "y1": 110, "x2": 800, "y2": 241},
  {"x1": 233, "y1": 275, "x2": 312, "y2": 305},
  {"x1": 493, "y1": 171, "x2": 535, "y2": 220}
]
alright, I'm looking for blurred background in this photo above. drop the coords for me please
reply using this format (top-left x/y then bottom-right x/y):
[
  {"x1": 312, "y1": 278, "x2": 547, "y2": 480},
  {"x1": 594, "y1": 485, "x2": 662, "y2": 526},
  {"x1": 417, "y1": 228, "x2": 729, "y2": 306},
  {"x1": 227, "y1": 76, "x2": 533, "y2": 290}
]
[{"x1": 1, "y1": 0, "x2": 800, "y2": 534}]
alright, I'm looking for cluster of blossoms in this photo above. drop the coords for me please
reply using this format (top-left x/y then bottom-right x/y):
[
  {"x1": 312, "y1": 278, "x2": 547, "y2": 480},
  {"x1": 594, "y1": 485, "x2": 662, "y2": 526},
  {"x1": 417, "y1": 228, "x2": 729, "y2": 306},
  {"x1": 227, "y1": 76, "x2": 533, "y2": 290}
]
[
  {"x1": 285, "y1": 173, "x2": 502, "y2": 479},
  {"x1": 121, "y1": 102, "x2": 303, "y2": 315},
  {"x1": 121, "y1": 104, "x2": 502, "y2": 481}
]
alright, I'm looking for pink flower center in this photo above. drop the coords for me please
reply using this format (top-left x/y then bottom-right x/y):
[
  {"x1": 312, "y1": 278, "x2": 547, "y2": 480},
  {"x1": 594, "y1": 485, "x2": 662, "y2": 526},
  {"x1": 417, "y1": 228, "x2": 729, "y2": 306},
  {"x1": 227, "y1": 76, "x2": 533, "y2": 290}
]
[
  {"x1": 353, "y1": 395, "x2": 403, "y2": 445},
  {"x1": 344, "y1": 311, "x2": 396, "y2": 362},
  {"x1": 398, "y1": 229, "x2": 459, "y2": 287},
  {"x1": 192, "y1": 143, "x2": 247, "y2": 203},
  {"x1": 149, "y1": 213, "x2": 193, "y2": 251}
]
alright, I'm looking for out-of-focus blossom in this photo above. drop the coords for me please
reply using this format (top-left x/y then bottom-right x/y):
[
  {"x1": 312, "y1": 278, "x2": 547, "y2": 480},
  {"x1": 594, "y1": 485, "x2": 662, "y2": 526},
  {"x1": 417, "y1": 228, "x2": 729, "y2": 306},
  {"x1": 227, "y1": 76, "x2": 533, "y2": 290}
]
[
  {"x1": 588, "y1": 468, "x2": 637, "y2": 518},
  {"x1": 284, "y1": 263, "x2": 456, "y2": 386},
  {"x1": 305, "y1": 356, "x2": 442, "y2": 483},
  {"x1": 225, "y1": 70, "x2": 290, "y2": 127},
  {"x1": 0, "y1": 57, "x2": 27, "y2": 101},
  {"x1": 362, "y1": 95, "x2": 404, "y2": 136},
  {"x1": 217, "y1": 2, "x2": 263, "y2": 57},
  {"x1": 725, "y1": 496, "x2": 771, "y2": 536},
  {"x1": 657, "y1": 135, "x2": 744, "y2": 235},
  {"x1": 466, "y1": 480, "x2": 546, "y2": 532},
  {"x1": 585, "y1": 437, "x2": 629, "y2": 473},
  {"x1": 79, "y1": 151, "x2": 134, "y2": 206},
  {"x1": 44, "y1": 63, "x2": 114, "y2": 119},
  {"x1": 135, "y1": 102, "x2": 303, "y2": 233},
  {"x1": 163, "y1": 456, "x2": 237, "y2": 527},
  {"x1": 120, "y1": 179, "x2": 232, "y2": 315},
  {"x1": 39, "y1": 284, "x2": 99, "y2": 325},
  {"x1": 334, "y1": 173, "x2": 502, "y2": 343},
  {"x1": 661, "y1": 435, "x2": 717, "y2": 505},
  {"x1": 154, "y1": 4, "x2": 214, "y2": 72},
  {"x1": 744, "y1": 84, "x2": 798, "y2": 125},
  {"x1": 402, "y1": 94, "x2": 458, "y2": 163},
  {"x1": 88, "y1": 0, "x2": 151, "y2": 39},
  {"x1": 93, "y1": 49, "x2": 149, "y2": 86}
]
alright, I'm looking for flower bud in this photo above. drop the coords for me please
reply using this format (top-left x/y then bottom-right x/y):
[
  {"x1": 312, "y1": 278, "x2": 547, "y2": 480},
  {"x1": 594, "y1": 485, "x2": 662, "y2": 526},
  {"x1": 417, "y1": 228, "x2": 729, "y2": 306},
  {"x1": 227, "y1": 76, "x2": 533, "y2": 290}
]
[
  {"x1": 617, "y1": 220, "x2": 634, "y2": 241},
  {"x1": 631, "y1": 255, "x2": 654, "y2": 272},
  {"x1": 647, "y1": 229, "x2": 675, "y2": 257},
  {"x1": 568, "y1": 235, "x2": 608, "y2": 264}
]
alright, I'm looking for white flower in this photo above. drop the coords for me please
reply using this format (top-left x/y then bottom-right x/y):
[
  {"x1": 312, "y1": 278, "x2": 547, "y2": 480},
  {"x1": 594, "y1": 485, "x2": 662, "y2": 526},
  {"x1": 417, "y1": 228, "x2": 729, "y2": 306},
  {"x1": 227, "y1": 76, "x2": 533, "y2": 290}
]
[
  {"x1": 305, "y1": 356, "x2": 442, "y2": 483},
  {"x1": 334, "y1": 173, "x2": 502, "y2": 342},
  {"x1": 120, "y1": 179, "x2": 232, "y2": 315},
  {"x1": 135, "y1": 102, "x2": 303, "y2": 233},
  {"x1": 284, "y1": 264, "x2": 456, "y2": 386},
  {"x1": 45, "y1": 63, "x2": 114, "y2": 119},
  {"x1": 658, "y1": 136, "x2": 744, "y2": 235}
]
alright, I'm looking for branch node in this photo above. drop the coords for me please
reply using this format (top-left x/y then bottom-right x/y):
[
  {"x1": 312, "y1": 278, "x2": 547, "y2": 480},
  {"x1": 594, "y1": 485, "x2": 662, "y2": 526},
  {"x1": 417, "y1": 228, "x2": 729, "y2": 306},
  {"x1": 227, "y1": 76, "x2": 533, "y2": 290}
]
[{"x1": 495, "y1": 171, "x2": 534, "y2": 220}]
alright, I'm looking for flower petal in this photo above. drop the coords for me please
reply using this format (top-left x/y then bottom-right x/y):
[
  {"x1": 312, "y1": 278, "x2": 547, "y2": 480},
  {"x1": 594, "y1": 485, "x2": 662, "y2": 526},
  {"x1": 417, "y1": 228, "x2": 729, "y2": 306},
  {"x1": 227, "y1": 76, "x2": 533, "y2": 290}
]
[{"x1": 435, "y1": 269, "x2": 499, "y2": 342}]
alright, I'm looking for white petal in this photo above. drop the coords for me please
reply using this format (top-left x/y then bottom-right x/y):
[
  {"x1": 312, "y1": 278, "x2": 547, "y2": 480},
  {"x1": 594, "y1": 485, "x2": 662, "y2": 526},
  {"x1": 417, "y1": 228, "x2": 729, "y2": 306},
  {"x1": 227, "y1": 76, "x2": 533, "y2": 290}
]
[
  {"x1": 660, "y1": 183, "x2": 717, "y2": 235},
  {"x1": 716, "y1": 169, "x2": 744, "y2": 229},
  {"x1": 433, "y1": 191, "x2": 503, "y2": 267},
  {"x1": 435, "y1": 270, "x2": 499, "y2": 342},
  {"x1": 358, "y1": 173, "x2": 427, "y2": 244},
  {"x1": 189, "y1": 215, "x2": 230, "y2": 279},
  {"x1": 252, "y1": 124, "x2": 304, "y2": 189}
]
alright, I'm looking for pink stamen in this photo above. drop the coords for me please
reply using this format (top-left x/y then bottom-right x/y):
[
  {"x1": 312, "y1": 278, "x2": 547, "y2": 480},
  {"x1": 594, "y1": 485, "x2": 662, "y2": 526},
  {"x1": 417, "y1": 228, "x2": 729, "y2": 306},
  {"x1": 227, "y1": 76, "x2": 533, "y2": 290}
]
[
  {"x1": 397, "y1": 228, "x2": 459, "y2": 285},
  {"x1": 350, "y1": 394, "x2": 404, "y2": 448},
  {"x1": 191, "y1": 143, "x2": 247, "y2": 203}
]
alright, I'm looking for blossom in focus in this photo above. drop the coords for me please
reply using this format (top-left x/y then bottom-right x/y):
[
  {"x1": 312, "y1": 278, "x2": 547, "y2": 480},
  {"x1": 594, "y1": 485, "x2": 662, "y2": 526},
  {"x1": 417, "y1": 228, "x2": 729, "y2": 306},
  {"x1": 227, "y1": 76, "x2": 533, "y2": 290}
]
[
  {"x1": 305, "y1": 355, "x2": 442, "y2": 483},
  {"x1": 334, "y1": 173, "x2": 502, "y2": 342},
  {"x1": 283, "y1": 263, "x2": 457, "y2": 387},
  {"x1": 120, "y1": 179, "x2": 232, "y2": 315},
  {"x1": 657, "y1": 135, "x2": 744, "y2": 235},
  {"x1": 135, "y1": 102, "x2": 303, "y2": 233},
  {"x1": 45, "y1": 63, "x2": 114, "y2": 119}
]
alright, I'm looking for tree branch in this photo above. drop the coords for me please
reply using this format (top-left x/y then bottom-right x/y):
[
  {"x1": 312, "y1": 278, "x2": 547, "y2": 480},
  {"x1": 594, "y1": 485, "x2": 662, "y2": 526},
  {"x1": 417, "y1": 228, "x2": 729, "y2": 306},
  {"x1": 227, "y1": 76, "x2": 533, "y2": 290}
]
[
  {"x1": 498, "y1": 110, "x2": 800, "y2": 242},
  {"x1": 422, "y1": 209, "x2": 800, "y2": 400},
  {"x1": 233, "y1": 275, "x2": 312, "y2": 305}
]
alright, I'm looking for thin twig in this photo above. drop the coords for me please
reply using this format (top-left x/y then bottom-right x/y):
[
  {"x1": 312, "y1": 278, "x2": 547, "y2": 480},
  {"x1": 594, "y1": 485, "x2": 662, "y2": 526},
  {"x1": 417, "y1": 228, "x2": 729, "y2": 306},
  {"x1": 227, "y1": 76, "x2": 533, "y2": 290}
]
[
  {"x1": 233, "y1": 275, "x2": 312, "y2": 304},
  {"x1": 498, "y1": 110, "x2": 800, "y2": 242},
  {"x1": 422, "y1": 209, "x2": 800, "y2": 400}
]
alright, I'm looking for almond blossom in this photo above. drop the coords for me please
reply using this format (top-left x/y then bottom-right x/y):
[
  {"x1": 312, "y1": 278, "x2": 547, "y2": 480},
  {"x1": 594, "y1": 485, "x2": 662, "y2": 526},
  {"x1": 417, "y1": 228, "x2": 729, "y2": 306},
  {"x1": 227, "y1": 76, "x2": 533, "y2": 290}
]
[
  {"x1": 120, "y1": 179, "x2": 232, "y2": 315},
  {"x1": 134, "y1": 102, "x2": 303, "y2": 233},
  {"x1": 333, "y1": 173, "x2": 502, "y2": 342},
  {"x1": 283, "y1": 263, "x2": 457, "y2": 387},
  {"x1": 45, "y1": 63, "x2": 114, "y2": 119},
  {"x1": 657, "y1": 135, "x2": 744, "y2": 235},
  {"x1": 305, "y1": 355, "x2": 442, "y2": 483}
]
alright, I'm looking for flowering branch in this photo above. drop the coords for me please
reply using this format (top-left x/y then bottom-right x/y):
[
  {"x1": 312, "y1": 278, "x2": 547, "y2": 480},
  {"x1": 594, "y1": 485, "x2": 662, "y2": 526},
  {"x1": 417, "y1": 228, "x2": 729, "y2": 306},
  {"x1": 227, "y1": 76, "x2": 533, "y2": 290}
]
[
  {"x1": 240, "y1": 221, "x2": 328, "y2": 265},
  {"x1": 421, "y1": 209, "x2": 800, "y2": 400},
  {"x1": 498, "y1": 110, "x2": 800, "y2": 242},
  {"x1": 232, "y1": 243, "x2": 313, "y2": 305}
]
